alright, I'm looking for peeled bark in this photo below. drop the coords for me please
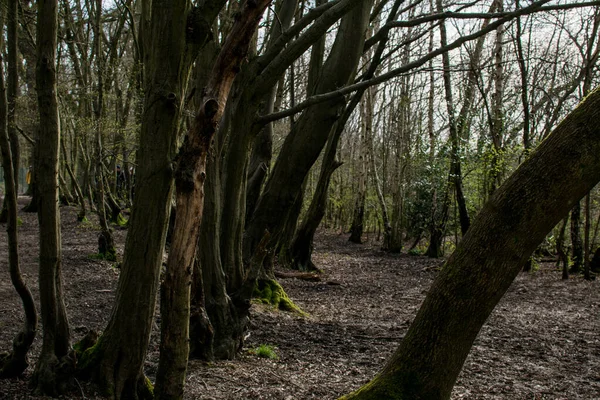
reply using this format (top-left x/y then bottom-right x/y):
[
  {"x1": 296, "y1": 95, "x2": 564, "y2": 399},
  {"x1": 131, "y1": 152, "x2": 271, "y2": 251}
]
[
  {"x1": 154, "y1": 1, "x2": 271, "y2": 398},
  {"x1": 341, "y1": 86, "x2": 600, "y2": 400}
]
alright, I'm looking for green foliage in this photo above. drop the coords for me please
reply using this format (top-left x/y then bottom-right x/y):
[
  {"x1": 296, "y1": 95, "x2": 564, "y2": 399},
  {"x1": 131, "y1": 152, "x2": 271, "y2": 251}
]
[
  {"x1": 16, "y1": 217, "x2": 22, "y2": 227},
  {"x1": 250, "y1": 344, "x2": 278, "y2": 360}
]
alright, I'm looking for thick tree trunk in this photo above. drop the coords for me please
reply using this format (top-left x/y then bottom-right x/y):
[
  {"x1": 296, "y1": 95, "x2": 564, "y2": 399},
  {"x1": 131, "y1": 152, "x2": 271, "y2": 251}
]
[
  {"x1": 31, "y1": 0, "x2": 71, "y2": 394},
  {"x1": 0, "y1": 8, "x2": 37, "y2": 377},
  {"x1": 341, "y1": 86, "x2": 600, "y2": 400},
  {"x1": 78, "y1": 0, "x2": 214, "y2": 397}
]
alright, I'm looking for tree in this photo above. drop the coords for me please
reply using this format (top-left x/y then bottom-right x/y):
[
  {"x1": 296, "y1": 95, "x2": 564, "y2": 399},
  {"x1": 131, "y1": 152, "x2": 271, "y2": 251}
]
[
  {"x1": 341, "y1": 86, "x2": 600, "y2": 399},
  {"x1": 154, "y1": 0, "x2": 271, "y2": 397},
  {"x1": 31, "y1": 0, "x2": 72, "y2": 394},
  {"x1": 77, "y1": 1, "x2": 222, "y2": 397},
  {"x1": 0, "y1": 0, "x2": 21, "y2": 223},
  {"x1": 0, "y1": 0, "x2": 37, "y2": 378}
]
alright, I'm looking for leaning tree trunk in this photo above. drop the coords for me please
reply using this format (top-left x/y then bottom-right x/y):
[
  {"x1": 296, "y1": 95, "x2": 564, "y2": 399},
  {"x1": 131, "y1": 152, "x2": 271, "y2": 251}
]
[
  {"x1": 0, "y1": 6, "x2": 37, "y2": 376},
  {"x1": 288, "y1": 129, "x2": 343, "y2": 271},
  {"x1": 31, "y1": 0, "x2": 71, "y2": 394},
  {"x1": 243, "y1": 0, "x2": 375, "y2": 262},
  {"x1": 341, "y1": 87, "x2": 600, "y2": 400}
]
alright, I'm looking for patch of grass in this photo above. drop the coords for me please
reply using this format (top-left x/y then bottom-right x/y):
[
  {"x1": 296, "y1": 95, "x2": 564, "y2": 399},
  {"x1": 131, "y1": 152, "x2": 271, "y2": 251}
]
[{"x1": 250, "y1": 344, "x2": 278, "y2": 360}]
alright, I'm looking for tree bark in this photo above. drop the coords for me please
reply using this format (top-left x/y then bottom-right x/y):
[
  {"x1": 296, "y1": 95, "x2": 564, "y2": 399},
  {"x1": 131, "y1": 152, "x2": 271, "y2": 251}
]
[
  {"x1": 570, "y1": 201, "x2": 584, "y2": 273},
  {"x1": 244, "y1": 0, "x2": 374, "y2": 262},
  {"x1": 0, "y1": 0, "x2": 20, "y2": 223},
  {"x1": 0, "y1": 5, "x2": 37, "y2": 377},
  {"x1": 154, "y1": 0, "x2": 271, "y2": 398},
  {"x1": 341, "y1": 86, "x2": 600, "y2": 400},
  {"x1": 77, "y1": 1, "x2": 217, "y2": 397},
  {"x1": 31, "y1": 0, "x2": 71, "y2": 394}
]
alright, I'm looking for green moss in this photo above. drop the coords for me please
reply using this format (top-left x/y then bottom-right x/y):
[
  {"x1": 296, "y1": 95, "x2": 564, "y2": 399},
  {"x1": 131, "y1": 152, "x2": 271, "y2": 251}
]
[
  {"x1": 141, "y1": 375, "x2": 154, "y2": 398},
  {"x1": 73, "y1": 331, "x2": 98, "y2": 357},
  {"x1": 338, "y1": 373, "x2": 406, "y2": 400},
  {"x1": 253, "y1": 278, "x2": 307, "y2": 316},
  {"x1": 78, "y1": 340, "x2": 103, "y2": 376},
  {"x1": 114, "y1": 213, "x2": 128, "y2": 227}
]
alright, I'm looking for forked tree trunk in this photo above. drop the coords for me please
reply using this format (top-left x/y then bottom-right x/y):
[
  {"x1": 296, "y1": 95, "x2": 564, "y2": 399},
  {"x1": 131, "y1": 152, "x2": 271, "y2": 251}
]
[
  {"x1": 0, "y1": 6, "x2": 37, "y2": 377},
  {"x1": 243, "y1": 0, "x2": 374, "y2": 261},
  {"x1": 341, "y1": 86, "x2": 600, "y2": 400},
  {"x1": 155, "y1": 1, "x2": 271, "y2": 397},
  {"x1": 31, "y1": 0, "x2": 71, "y2": 394}
]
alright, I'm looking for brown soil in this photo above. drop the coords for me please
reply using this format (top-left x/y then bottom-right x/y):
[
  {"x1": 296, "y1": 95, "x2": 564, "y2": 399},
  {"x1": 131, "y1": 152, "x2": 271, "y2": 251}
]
[{"x1": 1, "y1": 198, "x2": 599, "y2": 399}]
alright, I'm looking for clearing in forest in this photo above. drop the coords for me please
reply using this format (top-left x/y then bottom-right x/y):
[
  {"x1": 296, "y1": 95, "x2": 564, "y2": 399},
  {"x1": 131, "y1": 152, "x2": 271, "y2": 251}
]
[{"x1": 0, "y1": 201, "x2": 599, "y2": 399}]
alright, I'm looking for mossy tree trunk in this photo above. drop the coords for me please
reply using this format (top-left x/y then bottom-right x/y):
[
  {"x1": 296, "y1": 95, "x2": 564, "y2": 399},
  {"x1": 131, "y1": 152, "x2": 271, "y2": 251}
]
[
  {"x1": 31, "y1": 0, "x2": 72, "y2": 394},
  {"x1": 0, "y1": 4, "x2": 37, "y2": 377},
  {"x1": 341, "y1": 86, "x2": 600, "y2": 400}
]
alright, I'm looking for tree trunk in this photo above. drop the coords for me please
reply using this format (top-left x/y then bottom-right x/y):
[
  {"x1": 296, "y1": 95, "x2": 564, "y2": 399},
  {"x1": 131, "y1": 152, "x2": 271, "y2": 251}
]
[
  {"x1": 288, "y1": 129, "x2": 343, "y2": 271},
  {"x1": 244, "y1": 0, "x2": 374, "y2": 261},
  {"x1": 0, "y1": 5, "x2": 37, "y2": 377},
  {"x1": 31, "y1": 0, "x2": 71, "y2": 394},
  {"x1": 78, "y1": 0, "x2": 215, "y2": 397},
  {"x1": 244, "y1": 0, "x2": 297, "y2": 226},
  {"x1": 0, "y1": 0, "x2": 20, "y2": 223},
  {"x1": 155, "y1": 2, "x2": 271, "y2": 397},
  {"x1": 341, "y1": 86, "x2": 600, "y2": 400},
  {"x1": 570, "y1": 201, "x2": 583, "y2": 273},
  {"x1": 349, "y1": 89, "x2": 372, "y2": 244},
  {"x1": 488, "y1": 0, "x2": 505, "y2": 196}
]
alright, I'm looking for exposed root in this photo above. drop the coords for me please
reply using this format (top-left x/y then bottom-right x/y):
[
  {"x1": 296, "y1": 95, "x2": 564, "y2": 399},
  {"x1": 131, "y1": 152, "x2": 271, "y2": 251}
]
[{"x1": 253, "y1": 278, "x2": 307, "y2": 316}]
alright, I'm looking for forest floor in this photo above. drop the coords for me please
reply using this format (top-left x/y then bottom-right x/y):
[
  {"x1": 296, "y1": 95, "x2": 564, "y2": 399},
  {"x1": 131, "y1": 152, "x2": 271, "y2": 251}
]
[{"x1": 1, "y1": 199, "x2": 600, "y2": 399}]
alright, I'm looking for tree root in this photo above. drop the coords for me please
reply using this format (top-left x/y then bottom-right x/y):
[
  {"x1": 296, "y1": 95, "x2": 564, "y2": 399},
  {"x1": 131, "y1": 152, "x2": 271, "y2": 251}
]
[{"x1": 253, "y1": 278, "x2": 307, "y2": 316}]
